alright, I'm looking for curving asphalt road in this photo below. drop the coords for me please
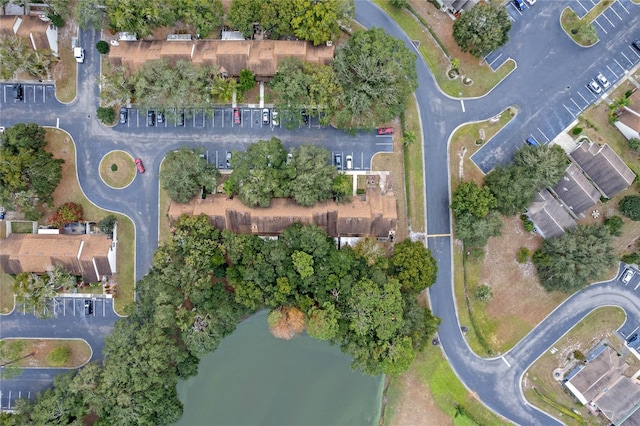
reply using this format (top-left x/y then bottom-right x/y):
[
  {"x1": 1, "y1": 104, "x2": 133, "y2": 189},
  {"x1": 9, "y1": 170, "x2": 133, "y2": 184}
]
[{"x1": 1, "y1": 2, "x2": 640, "y2": 423}]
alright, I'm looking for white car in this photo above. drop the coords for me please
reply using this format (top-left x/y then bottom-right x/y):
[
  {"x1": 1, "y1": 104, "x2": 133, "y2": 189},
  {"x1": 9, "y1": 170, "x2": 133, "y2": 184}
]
[
  {"x1": 587, "y1": 80, "x2": 602, "y2": 95},
  {"x1": 345, "y1": 155, "x2": 353, "y2": 170},
  {"x1": 262, "y1": 108, "x2": 270, "y2": 125},
  {"x1": 272, "y1": 111, "x2": 279, "y2": 126},
  {"x1": 526, "y1": 0, "x2": 536, "y2": 4},
  {"x1": 596, "y1": 73, "x2": 610, "y2": 89},
  {"x1": 622, "y1": 269, "x2": 636, "y2": 284}
]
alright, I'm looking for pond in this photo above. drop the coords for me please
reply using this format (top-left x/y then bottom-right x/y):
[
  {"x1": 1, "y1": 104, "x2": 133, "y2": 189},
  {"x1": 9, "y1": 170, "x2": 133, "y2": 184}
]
[{"x1": 174, "y1": 311, "x2": 384, "y2": 426}]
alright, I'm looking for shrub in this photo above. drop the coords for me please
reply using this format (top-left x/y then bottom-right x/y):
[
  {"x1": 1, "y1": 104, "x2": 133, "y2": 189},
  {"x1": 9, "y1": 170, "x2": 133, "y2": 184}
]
[
  {"x1": 390, "y1": 0, "x2": 408, "y2": 8},
  {"x1": 573, "y1": 350, "x2": 586, "y2": 363},
  {"x1": 625, "y1": 90, "x2": 633, "y2": 98},
  {"x1": 237, "y1": 69, "x2": 255, "y2": 93},
  {"x1": 96, "y1": 40, "x2": 110, "y2": 54},
  {"x1": 110, "y1": 163, "x2": 117, "y2": 172},
  {"x1": 603, "y1": 215, "x2": 624, "y2": 237},
  {"x1": 46, "y1": 346, "x2": 71, "y2": 367},
  {"x1": 48, "y1": 13, "x2": 64, "y2": 28},
  {"x1": 521, "y1": 214, "x2": 534, "y2": 232},
  {"x1": 98, "y1": 214, "x2": 117, "y2": 234},
  {"x1": 474, "y1": 285, "x2": 492, "y2": 301},
  {"x1": 571, "y1": 127, "x2": 583, "y2": 135},
  {"x1": 622, "y1": 253, "x2": 640, "y2": 264},
  {"x1": 619, "y1": 195, "x2": 640, "y2": 221},
  {"x1": 49, "y1": 202, "x2": 83, "y2": 228},
  {"x1": 96, "y1": 107, "x2": 116, "y2": 124},
  {"x1": 629, "y1": 138, "x2": 640, "y2": 151},
  {"x1": 516, "y1": 247, "x2": 530, "y2": 263}
]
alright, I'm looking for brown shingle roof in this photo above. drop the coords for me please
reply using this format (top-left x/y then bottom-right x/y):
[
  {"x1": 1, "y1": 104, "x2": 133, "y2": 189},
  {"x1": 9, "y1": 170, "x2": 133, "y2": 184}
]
[
  {"x1": 569, "y1": 142, "x2": 636, "y2": 198},
  {"x1": 168, "y1": 188, "x2": 396, "y2": 238},
  {"x1": 109, "y1": 39, "x2": 334, "y2": 77}
]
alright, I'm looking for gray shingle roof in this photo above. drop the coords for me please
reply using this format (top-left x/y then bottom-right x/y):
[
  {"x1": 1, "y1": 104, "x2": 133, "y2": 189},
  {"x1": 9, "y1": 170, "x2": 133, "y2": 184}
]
[
  {"x1": 552, "y1": 163, "x2": 601, "y2": 216},
  {"x1": 570, "y1": 142, "x2": 635, "y2": 198},
  {"x1": 527, "y1": 189, "x2": 577, "y2": 238}
]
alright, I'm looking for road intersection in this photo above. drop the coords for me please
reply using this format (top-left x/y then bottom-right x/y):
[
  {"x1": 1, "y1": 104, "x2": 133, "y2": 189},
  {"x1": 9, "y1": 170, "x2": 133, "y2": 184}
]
[{"x1": 1, "y1": 1, "x2": 640, "y2": 422}]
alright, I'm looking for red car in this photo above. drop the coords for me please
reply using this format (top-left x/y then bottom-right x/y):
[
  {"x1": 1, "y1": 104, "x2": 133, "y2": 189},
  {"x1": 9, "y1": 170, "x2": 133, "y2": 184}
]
[
  {"x1": 135, "y1": 158, "x2": 145, "y2": 174},
  {"x1": 233, "y1": 108, "x2": 241, "y2": 125},
  {"x1": 377, "y1": 127, "x2": 394, "y2": 135}
]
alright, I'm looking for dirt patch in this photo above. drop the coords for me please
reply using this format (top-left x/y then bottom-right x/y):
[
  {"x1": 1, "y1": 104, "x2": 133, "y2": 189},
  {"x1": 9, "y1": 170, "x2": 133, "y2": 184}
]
[
  {"x1": 385, "y1": 372, "x2": 452, "y2": 426},
  {"x1": 1, "y1": 338, "x2": 91, "y2": 368},
  {"x1": 482, "y1": 216, "x2": 567, "y2": 347},
  {"x1": 52, "y1": 22, "x2": 78, "y2": 103}
]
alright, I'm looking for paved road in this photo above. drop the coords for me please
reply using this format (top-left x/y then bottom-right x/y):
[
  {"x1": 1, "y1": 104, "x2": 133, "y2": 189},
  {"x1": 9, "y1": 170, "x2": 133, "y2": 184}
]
[
  {"x1": 357, "y1": 1, "x2": 640, "y2": 424},
  {"x1": 0, "y1": 296, "x2": 119, "y2": 409}
]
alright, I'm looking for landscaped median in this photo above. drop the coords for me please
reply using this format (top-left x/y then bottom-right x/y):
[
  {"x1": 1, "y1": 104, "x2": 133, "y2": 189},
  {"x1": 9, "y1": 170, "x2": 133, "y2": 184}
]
[
  {"x1": 99, "y1": 150, "x2": 136, "y2": 189},
  {"x1": 45, "y1": 129, "x2": 135, "y2": 315},
  {"x1": 560, "y1": 1, "x2": 612, "y2": 47},
  {"x1": 0, "y1": 338, "x2": 92, "y2": 372}
]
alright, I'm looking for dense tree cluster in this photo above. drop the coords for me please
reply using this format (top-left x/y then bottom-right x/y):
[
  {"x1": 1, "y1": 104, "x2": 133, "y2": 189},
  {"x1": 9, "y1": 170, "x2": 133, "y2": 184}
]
[
  {"x1": 15, "y1": 217, "x2": 439, "y2": 424},
  {"x1": 0, "y1": 123, "x2": 64, "y2": 220},
  {"x1": 533, "y1": 224, "x2": 615, "y2": 292},
  {"x1": 105, "y1": 0, "x2": 223, "y2": 37},
  {"x1": 161, "y1": 147, "x2": 219, "y2": 203},
  {"x1": 227, "y1": 0, "x2": 354, "y2": 45},
  {"x1": 13, "y1": 266, "x2": 75, "y2": 319},
  {"x1": 0, "y1": 35, "x2": 52, "y2": 80},
  {"x1": 450, "y1": 181, "x2": 502, "y2": 247},
  {"x1": 452, "y1": 2, "x2": 512, "y2": 58},
  {"x1": 224, "y1": 138, "x2": 350, "y2": 207},
  {"x1": 619, "y1": 195, "x2": 640, "y2": 221},
  {"x1": 484, "y1": 144, "x2": 569, "y2": 215}
]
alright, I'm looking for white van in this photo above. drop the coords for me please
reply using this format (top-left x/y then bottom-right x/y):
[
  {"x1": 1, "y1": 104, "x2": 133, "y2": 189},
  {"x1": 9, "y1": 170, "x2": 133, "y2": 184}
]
[{"x1": 74, "y1": 47, "x2": 85, "y2": 63}]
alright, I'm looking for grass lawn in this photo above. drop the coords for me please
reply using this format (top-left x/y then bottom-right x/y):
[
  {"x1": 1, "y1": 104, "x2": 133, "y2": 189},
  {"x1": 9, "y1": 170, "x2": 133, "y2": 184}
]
[
  {"x1": 403, "y1": 97, "x2": 425, "y2": 233},
  {"x1": 0, "y1": 271, "x2": 15, "y2": 314},
  {"x1": 523, "y1": 307, "x2": 631, "y2": 425},
  {"x1": 158, "y1": 162, "x2": 171, "y2": 244},
  {"x1": 10, "y1": 221, "x2": 34, "y2": 234},
  {"x1": 374, "y1": 0, "x2": 515, "y2": 98},
  {"x1": 0, "y1": 338, "x2": 92, "y2": 369},
  {"x1": 561, "y1": 1, "x2": 612, "y2": 47},
  {"x1": 99, "y1": 150, "x2": 136, "y2": 189},
  {"x1": 53, "y1": 24, "x2": 78, "y2": 103},
  {"x1": 384, "y1": 341, "x2": 510, "y2": 426},
  {"x1": 45, "y1": 129, "x2": 135, "y2": 315}
]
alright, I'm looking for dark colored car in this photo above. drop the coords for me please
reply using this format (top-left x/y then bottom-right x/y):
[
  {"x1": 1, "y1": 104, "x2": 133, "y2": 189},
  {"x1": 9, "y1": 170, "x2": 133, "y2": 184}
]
[
  {"x1": 233, "y1": 108, "x2": 241, "y2": 125},
  {"x1": 119, "y1": 107, "x2": 127, "y2": 124},
  {"x1": 513, "y1": 0, "x2": 525, "y2": 10},
  {"x1": 525, "y1": 136, "x2": 539, "y2": 147},
  {"x1": 628, "y1": 333, "x2": 638, "y2": 344},
  {"x1": 301, "y1": 110, "x2": 309, "y2": 124},
  {"x1": 147, "y1": 110, "x2": 155, "y2": 127},
  {"x1": 334, "y1": 153, "x2": 342, "y2": 170},
  {"x1": 13, "y1": 84, "x2": 23, "y2": 101},
  {"x1": 226, "y1": 152, "x2": 232, "y2": 169},
  {"x1": 135, "y1": 158, "x2": 145, "y2": 174},
  {"x1": 377, "y1": 127, "x2": 394, "y2": 135},
  {"x1": 633, "y1": 39, "x2": 640, "y2": 51},
  {"x1": 0, "y1": 206, "x2": 5, "y2": 220},
  {"x1": 84, "y1": 300, "x2": 93, "y2": 316},
  {"x1": 177, "y1": 110, "x2": 185, "y2": 127}
]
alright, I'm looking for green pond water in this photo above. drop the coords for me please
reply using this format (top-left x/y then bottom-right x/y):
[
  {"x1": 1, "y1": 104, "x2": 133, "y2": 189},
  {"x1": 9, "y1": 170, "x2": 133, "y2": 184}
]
[{"x1": 174, "y1": 311, "x2": 384, "y2": 426}]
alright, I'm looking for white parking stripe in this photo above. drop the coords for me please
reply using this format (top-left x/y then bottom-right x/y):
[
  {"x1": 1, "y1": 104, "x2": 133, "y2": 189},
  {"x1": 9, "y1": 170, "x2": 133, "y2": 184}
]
[
  {"x1": 607, "y1": 65, "x2": 618, "y2": 77},
  {"x1": 594, "y1": 19, "x2": 608, "y2": 34},
  {"x1": 501, "y1": 356, "x2": 511, "y2": 367},
  {"x1": 488, "y1": 54, "x2": 503, "y2": 67},
  {"x1": 570, "y1": 98, "x2": 583, "y2": 111},
  {"x1": 609, "y1": 5, "x2": 622, "y2": 20},
  {"x1": 564, "y1": 104, "x2": 577, "y2": 117},
  {"x1": 602, "y1": 12, "x2": 615, "y2": 28},
  {"x1": 578, "y1": 91, "x2": 591, "y2": 106},
  {"x1": 618, "y1": 0, "x2": 629, "y2": 13},
  {"x1": 537, "y1": 128, "x2": 549, "y2": 142},
  {"x1": 614, "y1": 58, "x2": 625, "y2": 71},
  {"x1": 621, "y1": 52, "x2": 634, "y2": 65},
  {"x1": 576, "y1": 0, "x2": 588, "y2": 12}
]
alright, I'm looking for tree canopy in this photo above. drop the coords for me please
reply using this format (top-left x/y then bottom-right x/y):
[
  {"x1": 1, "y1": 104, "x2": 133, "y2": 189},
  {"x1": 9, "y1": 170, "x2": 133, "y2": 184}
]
[
  {"x1": 17, "y1": 218, "x2": 440, "y2": 424},
  {"x1": 533, "y1": 224, "x2": 615, "y2": 292},
  {"x1": 452, "y1": 2, "x2": 512, "y2": 58},
  {"x1": 333, "y1": 28, "x2": 418, "y2": 129},
  {"x1": 450, "y1": 180, "x2": 502, "y2": 247},
  {"x1": 450, "y1": 181, "x2": 496, "y2": 219},
  {"x1": 0, "y1": 123, "x2": 63, "y2": 219},
  {"x1": 160, "y1": 147, "x2": 219, "y2": 203},
  {"x1": 619, "y1": 195, "x2": 640, "y2": 221}
]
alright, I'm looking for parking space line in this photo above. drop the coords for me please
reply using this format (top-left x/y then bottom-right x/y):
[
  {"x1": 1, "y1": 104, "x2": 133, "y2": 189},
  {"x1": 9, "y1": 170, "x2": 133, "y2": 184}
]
[
  {"x1": 614, "y1": 58, "x2": 625, "y2": 71},
  {"x1": 618, "y1": 0, "x2": 629, "y2": 13},
  {"x1": 634, "y1": 281, "x2": 640, "y2": 290},
  {"x1": 488, "y1": 54, "x2": 503, "y2": 67},
  {"x1": 621, "y1": 52, "x2": 634, "y2": 65},
  {"x1": 577, "y1": 92, "x2": 590, "y2": 106},
  {"x1": 570, "y1": 98, "x2": 583, "y2": 111},
  {"x1": 576, "y1": 0, "x2": 588, "y2": 12},
  {"x1": 609, "y1": 5, "x2": 622, "y2": 20},
  {"x1": 593, "y1": 19, "x2": 607, "y2": 34},
  {"x1": 607, "y1": 65, "x2": 618, "y2": 77},
  {"x1": 537, "y1": 128, "x2": 549, "y2": 142},
  {"x1": 601, "y1": 13, "x2": 615, "y2": 28},
  {"x1": 563, "y1": 104, "x2": 577, "y2": 117}
]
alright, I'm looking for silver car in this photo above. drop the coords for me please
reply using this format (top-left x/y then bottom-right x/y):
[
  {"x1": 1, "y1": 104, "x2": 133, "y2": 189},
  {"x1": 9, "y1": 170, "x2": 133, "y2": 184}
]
[
  {"x1": 587, "y1": 80, "x2": 602, "y2": 94},
  {"x1": 596, "y1": 73, "x2": 610, "y2": 89}
]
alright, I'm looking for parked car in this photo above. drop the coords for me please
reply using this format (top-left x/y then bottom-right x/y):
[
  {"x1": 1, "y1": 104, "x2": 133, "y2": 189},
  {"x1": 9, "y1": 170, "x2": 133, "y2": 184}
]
[
  {"x1": 513, "y1": 0, "x2": 525, "y2": 10},
  {"x1": 272, "y1": 110, "x2": 279, "y2": 126},
  {"x1": 633, "y1": 39, "x2": 640, "y2": 51},
  {"x1": 346, "y1": 155, "x2": 353, "y2": 170},
  {"x1": 233, "y1": 108, "x2": 241, "y2": 125},
  {"x1": 147, "y1": 110, "x2": 155, "y2": 126},
  {"x1": 334, "y1": 153, "x2": 342, "y2": 170},
  {"x1": 526, "y1": 0, "x2": 536, "y2": 4},
  {"x1": 13, "y1": 84, "x2": 23, "y2": 101},
  {"x1": 135, "y1": 158, "x2": 145, "y2": 174},
  {"x1": 587, "y1": 80, "x2": 602, "y2": 94},
  {"x1": 262, "y1": 108, "x2": 270, "y2": 125},
  {"x1": 119, "y1": 107, "x2": 127, "y2": 124},
  {"x1": 628, "y1": 333, "x2": 638, "y2": 344},
  {"x1": 596, "y1": 73, "x2": 610, "y2": 89},
  {"x1": 525, "y1": 136, "x2": 539, "y2": 147},
  {"x1": 622, "y1": 268, "x2": 636, "y2": 284},
  {"x1": 0, "y1": 206, "x2": 5, "y2": 220},
  {"x1": 301, "y1": 110, "x2": 309, "y2": 124},
  {"x1": 157, "y1": 110, "x2": 165, "y2": 124},
  {"x1": 84, "y1": 299, "x2": 93, "y2": 316},
  {"x1": 226, "y1": 152, "x2": 232, "y2": 169},
  {"x1": 177, "y1": 109, "x2": 185, "y2": 127},
  {"x1": 377, "y1": 127, "x2": 394, "y2": 135}
]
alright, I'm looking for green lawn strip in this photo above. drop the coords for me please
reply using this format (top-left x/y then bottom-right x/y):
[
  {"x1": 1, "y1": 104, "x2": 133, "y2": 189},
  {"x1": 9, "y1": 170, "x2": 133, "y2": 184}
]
[
  {"x1": 46, "y1": 130, "x2": 134, "y2": 315},
  {"x1": 403, "y1": 98, "x2": 426, "y2": 232},
  {"x1": 10, "y1": 221, "x2": 34, "y2": 233},
  {"x1": 0, "y1": 338, "x2": 91, "y2": 368},
  {"x1": 372, "y1": 0, "x2": 515, "y2": 98},
  {"x1": 158, "y1": 162, "x2": 171, "y2": 244},
  {"x1": 0, "y1": 271, "x2": 15, "y2": 314},
  {"x1": 560, "y1": 0, "x2": 612, "y2": 46},
  {"x1": 523, "y1": 307, "x2": 626, "y2": 425},
  {"x1": 416, "y1": 344, "x2": 509, "y2": 425}
]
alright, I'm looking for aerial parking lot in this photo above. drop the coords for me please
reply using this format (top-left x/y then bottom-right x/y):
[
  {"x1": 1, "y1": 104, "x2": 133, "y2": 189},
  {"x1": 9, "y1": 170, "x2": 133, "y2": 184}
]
[{"x1": 1, "y1": 83, "x2": 56, "y2": 105}]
